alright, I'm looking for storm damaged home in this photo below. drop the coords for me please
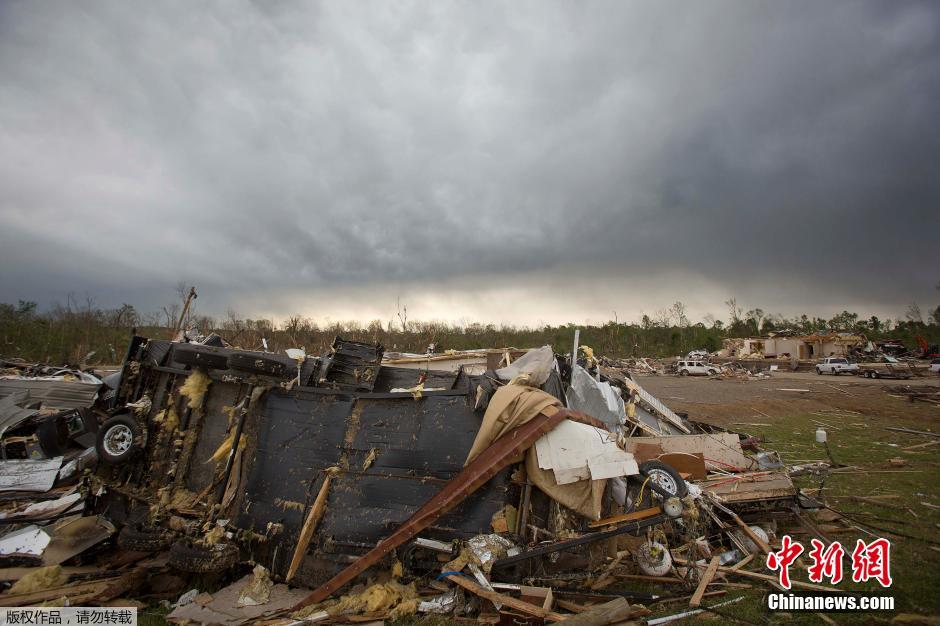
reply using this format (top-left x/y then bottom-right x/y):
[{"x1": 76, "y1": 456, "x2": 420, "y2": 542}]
[{"x1": 0, "y1": 336, "x2": 820, "y2": 624}]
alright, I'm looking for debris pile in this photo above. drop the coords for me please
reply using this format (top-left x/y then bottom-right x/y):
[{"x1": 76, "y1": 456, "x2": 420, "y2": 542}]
[{"x1": 0, "y1": 336, "x2": 895, "y2": 624}]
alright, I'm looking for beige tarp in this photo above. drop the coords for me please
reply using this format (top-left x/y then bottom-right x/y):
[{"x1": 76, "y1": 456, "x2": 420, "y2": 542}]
[
  {"x1": 526, "y1": 449, "x2": 605, "y2": 520},
  {"x1": 464, "y1": 385, "x2": 560, "y2": 465},
  {"x1": 464, "y1": 385, "x2": 604, "y2": 520}
]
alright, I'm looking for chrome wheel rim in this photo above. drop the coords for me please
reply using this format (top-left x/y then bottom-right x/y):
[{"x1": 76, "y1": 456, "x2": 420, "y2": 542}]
[
  {"x1": 104, "y1": 424, "x2": 133, "y2": 456},
  {"x1": 648, "y1": 469, "x2": 678, "y2": 496}
]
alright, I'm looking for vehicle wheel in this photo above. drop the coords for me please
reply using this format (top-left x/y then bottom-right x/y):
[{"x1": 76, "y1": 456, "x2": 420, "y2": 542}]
[
  {"x1": 871, "y1": 371, "x2": 880, "y2": 379},
  {"x1": 169, "y1": 540, "x2": 239, "y2": 574},
  {"x1": 95, "y1": 415, "x2": 143, "y2": 465},
  {"x1": 226, "y1": 352, "x2": 286, "y2": 377},
  {"x1": 816, "y1": 368, "x2": 821, "y2": 375},
  {"x1": 639, "y1": 460, "x2": 689, "y2": 499},
  {"x1": 173, "y1": 345, "x2": 230, "y2": 370},
  {"x1": 37, "y1": 415, "x2": 70, "y2": 457},
  {"x1": 679, "y1": 370, "x2": 689, "y2": 377},
  {"x1": 117, "y1": 524, "x2": 175, "y2": 552}
]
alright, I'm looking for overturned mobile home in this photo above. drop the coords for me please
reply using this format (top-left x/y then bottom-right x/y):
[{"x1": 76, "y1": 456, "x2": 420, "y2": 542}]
[{"x1": 0, "y1": 335, "x2": 820, "y2": 623}]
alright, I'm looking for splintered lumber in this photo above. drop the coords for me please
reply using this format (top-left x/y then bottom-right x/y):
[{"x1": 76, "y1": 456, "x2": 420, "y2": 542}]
[
  {"x1": 590, "y1": 550, "x2": 629, "y2": 590},
  {"x1": 548, "y1": 597, "x2": 633, "y2": 626},
  {"x1": 689, "y1": 556, "x2": 721, "y2": 608},
  {"x1": 554, "y1": 599, "x2": 588, "y2": 613},
  {"x1": 883, "y1": 427, "x2": 940, "y2": 439},
  {"x1": 447, "y1": 575, "x2": 568, "y2": 621},
  {"x1": 1, "y1": 569, "x2": 142, "y2": 607},
  {"x1": 286, "y1": 469, "x2": 336, "y2": 582},
  {"x1": 294, "y1": 407, "x2": 570, "y2": 608},
  {"x1": 730, "y1": 555, "x2": 754, "y2": 571},
  {"x1": 677, "y1": 559, "x2": 848, "y2": 593},
  {"x1": 589, "y1": 506, "x2": 661, "y2": 528},
  {"x1": 729, "y1": 513, "x2": 770, "y2": 554}
]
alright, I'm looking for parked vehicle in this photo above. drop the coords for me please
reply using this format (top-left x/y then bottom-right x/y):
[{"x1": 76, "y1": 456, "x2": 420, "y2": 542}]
[
  {"x1": 815, "y1": 358, "x2": 859, "y2": 376},
  {"x1": 676, "y1": 360, "x2": 719, "y2": 376},
  {"x1": 930, "y1": 358, "x2": 940, "y2": 374}
]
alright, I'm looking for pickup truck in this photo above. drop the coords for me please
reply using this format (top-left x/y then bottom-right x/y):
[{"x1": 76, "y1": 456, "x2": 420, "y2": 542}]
[{"x1": 815, "y1": 358, "x2": 859, "y2": 376}]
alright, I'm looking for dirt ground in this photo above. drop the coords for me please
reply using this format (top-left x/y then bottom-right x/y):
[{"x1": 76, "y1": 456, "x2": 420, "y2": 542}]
[
  {"x1": 640, "y1": 370, "x2": 940, "y2": 427},
  {"x1": 636, "y1": 370, "x2": 940, "y2": 623}
]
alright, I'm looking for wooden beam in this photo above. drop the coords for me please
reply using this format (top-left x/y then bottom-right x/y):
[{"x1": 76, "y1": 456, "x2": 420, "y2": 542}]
[
  {"x1": 689, "y1": 557, "x2": 720, "y2": 608},
  {"x1": 286, "y1": 469, "x2": 336, "y2": 582},
  {"x1": 589, "y1": 507, "x2": 662, "y2": 529},
  {"x1": 446, "y1": 575, "x2": 568, "y2": 622}
]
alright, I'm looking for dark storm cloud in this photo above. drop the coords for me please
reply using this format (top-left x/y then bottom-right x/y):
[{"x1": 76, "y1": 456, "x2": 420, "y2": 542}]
[{"x1": 1, "y1": 0, "x2": 938, "y2": 322}]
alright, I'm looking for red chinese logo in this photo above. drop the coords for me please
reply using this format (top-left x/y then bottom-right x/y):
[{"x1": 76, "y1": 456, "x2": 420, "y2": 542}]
[
  {"x1": 766, "y1": 534, "x2": 804, "y2": 589},
  {"x1": 851, "y1": 538, "x2": 892, "y2": 588},
  {"x1": 766, "y1": 535, "x2": 892, "y2": 589},
  {"x1": 808, "y1": 538, "x2": 844, "y2": 584}
]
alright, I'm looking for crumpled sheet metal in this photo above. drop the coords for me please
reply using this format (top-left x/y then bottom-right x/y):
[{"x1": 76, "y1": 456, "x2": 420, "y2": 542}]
[{"x1": 567, "y1": 364, "x2": 627, "y2": 432}]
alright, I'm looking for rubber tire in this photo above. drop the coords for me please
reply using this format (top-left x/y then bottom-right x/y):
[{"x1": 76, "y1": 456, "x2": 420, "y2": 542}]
[
  {"x1": 169, "y1": 540, "x2": 239, "y2": 574},
  {"x1": 95, "y1": 414, "x2": 143, "y2": 465},
  {"x1": 871, "y1": 371, "x2": 880, "y2": 379},
  {"x1": 639, "y1": 460, "x2": 689, "y2": 499},
  {"x1": 173, "y1": 345, "x2": 230, "y2": 370},
  {"x1": 816, "y1": 368, "x2": 821, "y2": 375},
  {"x1": 37, "y1": 414, "x2": 70, "y2": 457},
  {"x1": 226, "y1": 352, "x2": 286, "y2": 377},
  {"x1": 679, "y1": 370, "x2": 689, "y2": 376},
  {"x1": 117, "y1": 524, "x2": 175, "y2": 552}
]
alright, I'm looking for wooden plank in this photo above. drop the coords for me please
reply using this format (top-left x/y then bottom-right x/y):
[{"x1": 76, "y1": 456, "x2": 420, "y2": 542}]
[
  {"x1": 677, "y1": 558, "x2": 845, "y2": 593},
  {"x1": 286, "y1": 470, "x2": 335, "y2": 582},
  {"x1": 730, "y1": 555, "x2": 754, "y2": 571},
  {"x1": 446, "y1": 575, "x2": 568, "y2": 621},
  {"x1": 730, "y1": 517, "x2": 770, "y2": 554},
  {"x1": 546, "y1": 597, "x2": 632, "y2": 626},
  {"x1": 589, "y1": 507, "x2": 661, "y2": 529},
  {"x1": 689, "y1": 557, "x2": 720, "y2": 608},
  {"x1": 554, "y1": 599, "x2": 588, "y2": 614}
]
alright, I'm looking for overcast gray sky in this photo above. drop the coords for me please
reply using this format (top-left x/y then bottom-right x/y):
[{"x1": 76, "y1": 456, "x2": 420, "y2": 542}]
[{"x1": 1, "y1": 0, "x2": 938, "y2": 327}]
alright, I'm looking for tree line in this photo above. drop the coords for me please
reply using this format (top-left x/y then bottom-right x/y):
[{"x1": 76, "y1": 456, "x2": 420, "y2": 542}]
[{"x1": 1, "y1": 292, "x2": 939, "y2": 366}]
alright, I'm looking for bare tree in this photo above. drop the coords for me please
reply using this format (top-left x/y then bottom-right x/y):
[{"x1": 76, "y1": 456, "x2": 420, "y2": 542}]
[
  {"x1": 396, "y1": 297, "x2": 409, "y2": 333},
  {"x1": 670, "y1": 301, "x2": 689, "y2": 327},
  {"x1": 725, "y1": 297, "x2": 742, "y2": 325}
]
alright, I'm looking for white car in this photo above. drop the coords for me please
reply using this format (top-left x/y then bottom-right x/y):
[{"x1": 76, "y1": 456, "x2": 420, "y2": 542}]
[
  {"x1": 677, "y1": 360, "x2": 719, "y2": 376},
  {"x1": 930, "y1": 359, "x2": 940, "y2": 374},
  {"x1": 815, "y1": 358, "x2": 859, "y2": 376}
]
